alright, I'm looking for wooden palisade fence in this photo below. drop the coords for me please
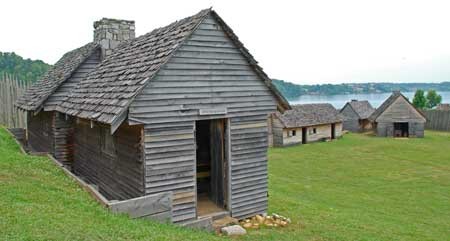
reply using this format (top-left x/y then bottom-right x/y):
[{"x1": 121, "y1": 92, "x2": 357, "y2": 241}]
[
  {"x1": 424, "y1": 110, "x2": 450, "y2": 132},
  {"x1": 0, "y1": 74, "x2": 30, "y2": 128}
]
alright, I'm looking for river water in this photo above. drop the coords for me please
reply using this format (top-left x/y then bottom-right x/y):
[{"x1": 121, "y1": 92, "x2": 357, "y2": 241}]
[{"x1": 289, "y1": 91, "x2": 450, "y2": 108}]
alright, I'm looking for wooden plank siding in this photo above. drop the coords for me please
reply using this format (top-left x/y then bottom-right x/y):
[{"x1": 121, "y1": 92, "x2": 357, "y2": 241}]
[
  {"x1": 424, "y1": 110, "x2": 450, "y2": 131},
  {"x1": 340, "y1": 104, "x2": 361, "y2": 132},
  {"x1": 129, "y1": 15, "x2": 277, "y2": 125},
  {"x1": 229, "y1": 116, "x2": 269, "y2": 219},
  {"x1": 143, "y1": 122, "x2": 197, "y2": 223},
  {"x1": 129, "y1": 15, "x2": 278, "y2": 223},
  {"x1": 73, "y1": 120, "x2": 145, "y2": 200},
  {"x1": 44, "y1": 50, "x2": 101, "y2": 111}
]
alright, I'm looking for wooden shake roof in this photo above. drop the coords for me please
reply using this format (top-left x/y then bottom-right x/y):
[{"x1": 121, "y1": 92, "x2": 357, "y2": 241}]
[
  {"x1": 341, "y1": 100, "x2": 375, "y2": 119},
  {"x1": 55, "y1": 8, "x2": 290, "y2": 127},
  {"x1": 275, "y1": 103, "x2": 343, "y2": 128},
  {"x1": 16, "y1": 43, "x2": 99, "y2": 111}
]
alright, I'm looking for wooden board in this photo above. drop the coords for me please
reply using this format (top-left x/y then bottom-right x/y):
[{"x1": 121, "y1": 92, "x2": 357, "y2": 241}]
[{"x1": 110, "y1": 192, "x2": 172, "y2": 220}]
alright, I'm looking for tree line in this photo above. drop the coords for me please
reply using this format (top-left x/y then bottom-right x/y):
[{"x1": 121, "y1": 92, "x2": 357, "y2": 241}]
[{"x1": 0, "y1": 52, "x2": 50, "y2": 83}]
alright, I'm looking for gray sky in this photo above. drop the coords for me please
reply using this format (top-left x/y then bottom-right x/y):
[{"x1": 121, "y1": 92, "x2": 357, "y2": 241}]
[{"x1": 2, "y1": 0, "x2": 450, "y2": 84}]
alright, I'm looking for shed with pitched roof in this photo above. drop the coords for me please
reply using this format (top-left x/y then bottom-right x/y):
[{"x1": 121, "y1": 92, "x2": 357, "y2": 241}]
[
  {"x1": 369, "y1": 91, "x2": 426, "y2": 137},
  {"x1": 340, "y1": 100, "x2": 375, "y2": 132}
]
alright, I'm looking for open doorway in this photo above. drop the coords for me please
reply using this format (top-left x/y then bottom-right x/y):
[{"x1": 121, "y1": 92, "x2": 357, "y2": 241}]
[
  {"x1": 302, "y1": 127, "x2": 307, "y2": 144},
  {"x1": 394, "y1": 122, "x2": 409, "y2": 137},
  {"x1": 331, "y1": 123, "x2": 336, "y2": 139},
  {"x1": 195, "y1": 119, "x2": 228, "y2": 217}
]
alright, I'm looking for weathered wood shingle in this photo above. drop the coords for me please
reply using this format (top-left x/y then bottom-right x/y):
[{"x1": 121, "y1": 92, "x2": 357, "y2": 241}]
[
  {"x1": 275, "y1": 103, "x2": 342, "y2": 128},
  {"x1": 343, "y1": 100, "x2": 375, "y2": 119},
  {"x1": 16, "y1": 43, "x2": 99, "y2": 111}
]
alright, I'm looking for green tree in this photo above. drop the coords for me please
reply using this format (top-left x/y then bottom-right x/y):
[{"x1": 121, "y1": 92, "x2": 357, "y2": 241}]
[
  {"x1": 426, "y1": 89, "x2": 442, "y2": 109},
  {"x1": 412, "y1": 89, "x2": 427, "y2": 109},
  {"x1": 0, "y1": 52, "x2": 50, "y2": 83}
]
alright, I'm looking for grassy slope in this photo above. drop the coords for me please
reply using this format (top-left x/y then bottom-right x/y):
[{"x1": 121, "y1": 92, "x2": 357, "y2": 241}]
[
  {"x1": 0, "y1": 128, "x2": 219, "y2": 241},
  {"x1": 1, "y1": 127, "x2": 449, "y2": 240}
]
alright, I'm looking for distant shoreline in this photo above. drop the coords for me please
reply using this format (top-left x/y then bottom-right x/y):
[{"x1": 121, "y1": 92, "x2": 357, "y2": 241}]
[{"x1": 272, "y1": 79, "x2": 450, "y2": 99}]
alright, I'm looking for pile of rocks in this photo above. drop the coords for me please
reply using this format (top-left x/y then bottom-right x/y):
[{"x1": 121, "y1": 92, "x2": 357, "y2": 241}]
[{"x1": 239, "y1": 213, "x2": 291, "y2": 229}]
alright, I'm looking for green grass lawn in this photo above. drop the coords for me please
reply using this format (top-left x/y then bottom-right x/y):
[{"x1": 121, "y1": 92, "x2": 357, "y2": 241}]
[{"x1": 1, "y1": 127, "x2": 449, "y2": 240}]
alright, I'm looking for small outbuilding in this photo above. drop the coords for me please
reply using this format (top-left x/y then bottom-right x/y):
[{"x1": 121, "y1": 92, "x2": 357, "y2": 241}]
[
  {"x1": 369, "y1": 91, "x2": 426, "y2": 137},
  {"x1": 271, "y1": 103, "x2": 343, "y2": 146},
  {"x1": 340, "y1": 100, "x2": 375, "y2": 132}
]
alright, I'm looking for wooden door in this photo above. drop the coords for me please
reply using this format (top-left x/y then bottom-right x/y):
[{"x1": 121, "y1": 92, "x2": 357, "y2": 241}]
[
  {"x1": 209, "y1": 119, "x2": 226, "y2": 207},
  {"x1": 302, "y1": 127, "x2": 307, "y2": 144},
  {"x1": 331, "y1": 123, "x2": 336, "y2": 139}
]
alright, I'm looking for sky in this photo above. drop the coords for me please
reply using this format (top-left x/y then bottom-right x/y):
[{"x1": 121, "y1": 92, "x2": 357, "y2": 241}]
[{"x1": 2, "y1": 0, "x2": 450, "y2": 85}]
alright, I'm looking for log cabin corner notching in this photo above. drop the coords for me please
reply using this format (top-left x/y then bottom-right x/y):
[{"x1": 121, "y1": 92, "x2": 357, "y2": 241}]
[
  {"x1": 369, "y1": 91, "x2": 426, "y2": 138},
  {"x1": 17, "y1": 9, "x2": 290, "y2": 224}
]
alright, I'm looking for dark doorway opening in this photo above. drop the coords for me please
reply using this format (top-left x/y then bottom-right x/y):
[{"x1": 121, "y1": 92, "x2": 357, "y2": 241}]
[
  {"x1": 394, "y1": 122, "x2": 409, "y2": 137},
  {"x1": 195, "y1": 119, "x2": 228, "y2": 217},
  {"x1": 301, "y1": 127, "x2": 307, "y2": 144},
  {"x1": 331, "y1": 123, "x2": 336, "y2": 139}
]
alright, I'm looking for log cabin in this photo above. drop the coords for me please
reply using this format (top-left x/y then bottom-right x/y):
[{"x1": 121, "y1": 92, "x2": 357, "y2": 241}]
[
  {"x1": 271, "y1": 103, "x2": 343, "y2": 147},
  {"x1": 18, "y1": 9, "x2": 290, "y2": 224},
  {"x1": 369, "y1": 91, "x2": 426, "y2": 137},
  {"x1": 340, "y1": 100, "x2": 375, "y2": 132}
]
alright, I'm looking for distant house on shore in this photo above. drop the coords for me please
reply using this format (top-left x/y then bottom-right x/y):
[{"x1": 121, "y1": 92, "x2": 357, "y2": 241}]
[
  {"x1": 270, "y1": 103, "x2": 343, "y2": 147},
  {"x1": 340, "y1": 100, "x2": 375, "y2": 132},
  {"x1": 369, "y1": 91, "x2": 426, "y2": 137}
]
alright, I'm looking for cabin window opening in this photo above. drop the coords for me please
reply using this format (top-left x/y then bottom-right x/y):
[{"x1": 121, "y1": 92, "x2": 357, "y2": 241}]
[
  {"x1": 102, "y1": 129, "x2": 116, "y2": 156},
  {"x1": 309, "y1": 128, "x2": 317, "y2": 134},
  {"x1": 292, "y1": 130, "x2": 296, "y2": 136}
]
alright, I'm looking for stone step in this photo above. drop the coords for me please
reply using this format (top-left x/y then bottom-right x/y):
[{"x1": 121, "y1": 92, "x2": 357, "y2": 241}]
[{"x1": 212, "y1": 216, "x2": 239, "y2": 233}]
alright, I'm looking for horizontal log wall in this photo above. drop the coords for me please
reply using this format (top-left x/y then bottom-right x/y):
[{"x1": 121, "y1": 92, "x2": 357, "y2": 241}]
[
  {"x1": 27, "y1": 111, "x2": 55, "y2": 153},
  {"x1": 73, "y1": 120, "x2": 144, "y2": 200}
]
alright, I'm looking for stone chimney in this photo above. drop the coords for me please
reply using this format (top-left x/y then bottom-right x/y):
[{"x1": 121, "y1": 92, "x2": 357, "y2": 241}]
[{"x1": 94, "y1": 18, "x2": 135, "y2": 58}]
